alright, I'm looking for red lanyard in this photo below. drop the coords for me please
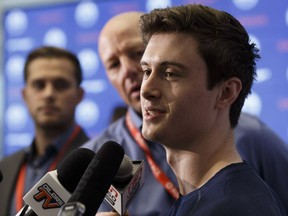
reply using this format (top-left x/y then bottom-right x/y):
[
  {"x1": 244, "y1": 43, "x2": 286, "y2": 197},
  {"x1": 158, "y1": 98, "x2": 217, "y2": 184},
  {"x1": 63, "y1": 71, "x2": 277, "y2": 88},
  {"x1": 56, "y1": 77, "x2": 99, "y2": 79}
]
[
  {"x1": 15, "y1": 125, "x2": 81, "y2": 212},
  {"x1": 125, "y1": 112, "x2": 179, "y2": 200}
]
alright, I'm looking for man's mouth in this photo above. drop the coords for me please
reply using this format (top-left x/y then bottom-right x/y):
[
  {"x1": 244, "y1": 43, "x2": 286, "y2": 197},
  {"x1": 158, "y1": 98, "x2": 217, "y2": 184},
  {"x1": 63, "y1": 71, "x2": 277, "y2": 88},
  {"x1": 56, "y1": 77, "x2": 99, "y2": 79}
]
[
  {"x1": 129, "y1": 85, "x2": 141, "y2": 98},
  {"x1": 40, "y1": 106, "x2": 58, "y2": 113},
  {"x1": 143, "y1": 106, "x2": 165, "y2": 120}
]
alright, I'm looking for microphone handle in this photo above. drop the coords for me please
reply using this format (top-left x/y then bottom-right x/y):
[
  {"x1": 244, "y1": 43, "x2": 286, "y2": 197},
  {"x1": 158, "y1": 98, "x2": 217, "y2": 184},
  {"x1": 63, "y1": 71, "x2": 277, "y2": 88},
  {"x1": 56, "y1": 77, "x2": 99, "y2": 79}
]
[
  {"x1": 16, "y1": 205, "x2": 37, "y2": 216},
  {"x1": 24, "y1": 208, "x2": 37, "y2": 216},
  {"x1": 57, "y1": 201, "x2": 85, "y2": 216},
  {"x1": 18, "y1": 205, "x2": 29, "y2": 216}
]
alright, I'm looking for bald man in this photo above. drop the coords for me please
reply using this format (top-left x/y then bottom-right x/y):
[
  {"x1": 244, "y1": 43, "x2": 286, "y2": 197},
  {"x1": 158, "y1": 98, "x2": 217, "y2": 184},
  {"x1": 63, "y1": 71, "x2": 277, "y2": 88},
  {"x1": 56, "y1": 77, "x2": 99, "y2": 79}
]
[
  {"x1": 82, "y1": 11, "x2": 288, "y2": 215},
  {"x1": 83, "y1": 12, "x2": 178, "y2": 216}
]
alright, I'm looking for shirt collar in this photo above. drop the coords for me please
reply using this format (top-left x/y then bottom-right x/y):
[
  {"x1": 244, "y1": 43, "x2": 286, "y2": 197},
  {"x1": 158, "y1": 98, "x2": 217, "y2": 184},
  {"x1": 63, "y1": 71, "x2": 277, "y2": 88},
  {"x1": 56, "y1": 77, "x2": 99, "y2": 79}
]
[
  {"x1": 53, "y1": 124, "x2": 77, "y2": 152},
  {"x1": 26, "y1": 124, "x2": 77, "y2": 167},
  {"x1": 128, "y1": 107, "x2": 143, "y2": 130}
]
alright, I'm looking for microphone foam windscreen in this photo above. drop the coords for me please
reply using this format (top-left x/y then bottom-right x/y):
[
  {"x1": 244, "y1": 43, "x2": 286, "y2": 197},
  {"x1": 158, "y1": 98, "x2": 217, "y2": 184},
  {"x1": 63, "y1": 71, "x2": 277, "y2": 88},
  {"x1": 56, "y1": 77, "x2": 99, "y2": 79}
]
[
  {"x1": 57, "y1": 148, "x2": 95, "y2": 193},
  {"x1": 114, "y1": 154, "x2": 133, "y2": 182}
]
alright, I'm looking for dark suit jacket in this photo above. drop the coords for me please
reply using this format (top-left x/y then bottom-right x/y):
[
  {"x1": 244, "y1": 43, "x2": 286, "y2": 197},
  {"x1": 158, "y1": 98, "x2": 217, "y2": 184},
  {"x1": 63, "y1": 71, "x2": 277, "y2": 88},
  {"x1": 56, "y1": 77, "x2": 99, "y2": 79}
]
[{"x1": 0, "y1": 126, "x2": 89, "y2": 216}]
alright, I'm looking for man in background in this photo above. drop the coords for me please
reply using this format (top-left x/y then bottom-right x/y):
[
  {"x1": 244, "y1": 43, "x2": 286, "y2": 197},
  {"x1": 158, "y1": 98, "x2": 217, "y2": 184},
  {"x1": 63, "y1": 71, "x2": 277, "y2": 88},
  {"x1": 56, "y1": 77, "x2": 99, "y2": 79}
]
[
  {"x1": 84, "y1": 11, "x2": 288, "y2": 215},
  {"x1": 0, "y1": 46, "x2": 89, "y2": 216}
]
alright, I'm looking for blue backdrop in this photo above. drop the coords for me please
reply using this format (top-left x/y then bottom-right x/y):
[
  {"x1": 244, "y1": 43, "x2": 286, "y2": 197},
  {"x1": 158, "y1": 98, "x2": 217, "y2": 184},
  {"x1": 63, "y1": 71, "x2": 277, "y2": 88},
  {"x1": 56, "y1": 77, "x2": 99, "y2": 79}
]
[{"x1": 1, "y1": 0, "x2": 288, "y2": 156}]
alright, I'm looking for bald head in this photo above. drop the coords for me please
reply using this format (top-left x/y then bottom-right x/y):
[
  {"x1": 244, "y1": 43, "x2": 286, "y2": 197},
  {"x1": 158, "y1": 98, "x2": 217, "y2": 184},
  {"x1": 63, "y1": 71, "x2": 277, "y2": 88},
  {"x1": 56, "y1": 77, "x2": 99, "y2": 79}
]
[
  {"x1": 98, "y1": 12, "x2": 143, "y2": 61},
  {"x1": 100, "y1": 11, "x2": 143, "y2": 35},
  {"x1": 97, "y1": 11, "x2": 145, "y2": 114}
]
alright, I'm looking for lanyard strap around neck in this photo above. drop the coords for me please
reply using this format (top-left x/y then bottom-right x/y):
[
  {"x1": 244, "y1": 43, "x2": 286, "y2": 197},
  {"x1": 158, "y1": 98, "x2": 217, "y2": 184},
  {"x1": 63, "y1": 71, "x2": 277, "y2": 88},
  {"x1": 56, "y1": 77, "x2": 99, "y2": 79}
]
[
  {"x1": 15, "y1": 125, "x2": 81, "y2": 212},
  {"x1": 125, "y1": 112, "x2": 179, "y2": 200}
]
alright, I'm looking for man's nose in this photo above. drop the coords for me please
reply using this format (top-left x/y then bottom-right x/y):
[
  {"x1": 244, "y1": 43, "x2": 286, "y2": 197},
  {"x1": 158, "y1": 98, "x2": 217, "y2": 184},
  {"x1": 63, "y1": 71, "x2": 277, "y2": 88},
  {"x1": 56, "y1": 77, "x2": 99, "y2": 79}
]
[
  {"x1": 121, "y1": 58, "x2": 141, "y2": 79},
  {"x1": 141, "y1": 72, "x2": 161, "y2": 100},
  {"x1": 42, "y1": 83, "x2": 56, "y2": 97}
]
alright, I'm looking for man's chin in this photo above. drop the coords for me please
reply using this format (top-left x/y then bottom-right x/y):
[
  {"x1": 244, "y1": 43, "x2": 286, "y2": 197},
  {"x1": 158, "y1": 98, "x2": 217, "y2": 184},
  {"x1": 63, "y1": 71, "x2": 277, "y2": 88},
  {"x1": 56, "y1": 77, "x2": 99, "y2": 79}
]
[
  {"x1": 38, "y1": 121, "x2": 65, "y2": 130},
  {"x1": 130, "y1": 101, "x2": 141, "y2": 114},
  {"x1": 142, "y1": 127, "x2": 156, "y2": 142}
]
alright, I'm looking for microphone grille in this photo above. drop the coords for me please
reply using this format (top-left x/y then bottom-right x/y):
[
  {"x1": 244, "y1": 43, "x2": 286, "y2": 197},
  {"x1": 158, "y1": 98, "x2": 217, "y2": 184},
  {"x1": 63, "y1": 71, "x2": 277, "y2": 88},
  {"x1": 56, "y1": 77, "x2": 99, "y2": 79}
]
[{"x1": 114, "y1": 154, "x2": 133, "y2": 182}]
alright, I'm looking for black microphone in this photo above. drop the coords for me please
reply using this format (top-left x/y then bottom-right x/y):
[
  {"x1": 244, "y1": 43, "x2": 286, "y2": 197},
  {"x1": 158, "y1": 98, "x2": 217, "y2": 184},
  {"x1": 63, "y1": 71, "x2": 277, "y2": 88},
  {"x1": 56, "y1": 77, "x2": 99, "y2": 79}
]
[
  {"x1": 59, "y1": 141, "x2": 125, "y2": 216},
  {"x1": 16, "y1": 148, "x2": 95, "y2": 216}
]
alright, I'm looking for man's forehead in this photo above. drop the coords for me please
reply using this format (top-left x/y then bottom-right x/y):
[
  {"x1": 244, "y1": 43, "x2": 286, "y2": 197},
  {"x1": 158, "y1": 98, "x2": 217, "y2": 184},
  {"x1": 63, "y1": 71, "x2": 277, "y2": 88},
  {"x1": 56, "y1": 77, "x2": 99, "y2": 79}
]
[
  {"x1": 99, "y1": 12, "x2": 142, "y2": 43},
  {"x1": 100, "y1": 35, "x2": 143, "y2": 61},
  {"x1": 104, "y1": 12, "x2": 143, "y2": 29}
]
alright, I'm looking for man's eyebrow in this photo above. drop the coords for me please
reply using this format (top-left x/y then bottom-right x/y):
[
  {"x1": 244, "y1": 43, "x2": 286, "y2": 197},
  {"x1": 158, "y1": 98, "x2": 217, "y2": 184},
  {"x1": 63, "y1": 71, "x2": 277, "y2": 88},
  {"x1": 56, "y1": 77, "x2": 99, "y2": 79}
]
[
  {"x1": 140, "y1": 60, "x2": 187, "y2": 70},
  {"x1": 160, "y1": 61, "x2": 187, "y2": 70}
]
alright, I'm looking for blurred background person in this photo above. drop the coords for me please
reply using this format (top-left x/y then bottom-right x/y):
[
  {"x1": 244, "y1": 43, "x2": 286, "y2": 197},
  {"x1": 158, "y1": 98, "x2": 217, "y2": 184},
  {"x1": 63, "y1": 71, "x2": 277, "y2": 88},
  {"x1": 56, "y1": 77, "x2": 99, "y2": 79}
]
[{"x1": 0, "y1": 46, "x2": 89, "y2": 216}]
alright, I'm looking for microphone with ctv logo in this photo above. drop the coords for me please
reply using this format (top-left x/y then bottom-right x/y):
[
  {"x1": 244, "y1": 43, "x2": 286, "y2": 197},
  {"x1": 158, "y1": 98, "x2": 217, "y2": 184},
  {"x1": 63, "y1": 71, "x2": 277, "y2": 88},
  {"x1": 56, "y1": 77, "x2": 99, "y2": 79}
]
[
  {"x1": 57, "y1": 140, "x2": 125, "y2": 216},
  {"x1": 15, "y1": 148, "x2": 95, "y2": 216}
]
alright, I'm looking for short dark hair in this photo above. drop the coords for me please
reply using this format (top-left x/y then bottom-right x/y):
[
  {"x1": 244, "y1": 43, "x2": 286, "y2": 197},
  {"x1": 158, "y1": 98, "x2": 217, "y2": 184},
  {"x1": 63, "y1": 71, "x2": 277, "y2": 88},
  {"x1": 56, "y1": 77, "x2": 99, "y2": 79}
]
[
  {"x1": 24, "y1": 46, "x2": 83, "y2": 85},
  {"x1": 139, "y1": 4, "x2": 260, "y2": 128}
]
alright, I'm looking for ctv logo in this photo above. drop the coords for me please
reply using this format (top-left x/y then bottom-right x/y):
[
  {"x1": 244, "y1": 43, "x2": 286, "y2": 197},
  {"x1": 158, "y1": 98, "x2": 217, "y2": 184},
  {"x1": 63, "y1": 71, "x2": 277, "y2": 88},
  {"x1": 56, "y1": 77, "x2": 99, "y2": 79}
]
[{"x1": 33, "y1": 183, "x2": 64, "y2": 209}]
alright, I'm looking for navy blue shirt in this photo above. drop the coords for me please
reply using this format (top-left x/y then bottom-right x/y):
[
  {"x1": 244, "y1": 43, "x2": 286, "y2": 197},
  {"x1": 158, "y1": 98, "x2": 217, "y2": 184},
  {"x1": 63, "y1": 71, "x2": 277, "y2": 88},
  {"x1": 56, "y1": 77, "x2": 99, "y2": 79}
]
[
  {"x1": 235, "y1": 113, "x2": 288, "y2": 213},
  {"x1": 168, "y1": 162, "x2": 286, "y2": 216}
]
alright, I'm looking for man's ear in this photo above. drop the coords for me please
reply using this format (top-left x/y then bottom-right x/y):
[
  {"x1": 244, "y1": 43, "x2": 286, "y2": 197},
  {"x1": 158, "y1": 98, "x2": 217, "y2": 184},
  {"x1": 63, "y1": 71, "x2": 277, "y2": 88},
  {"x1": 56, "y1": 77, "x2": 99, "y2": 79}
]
[
  {"x1": 216, "y1": 77, "x2": 242, "y2": 109},
  {"x1": 21, "y1": 87, "x2": 27, "y2": 104},
  {"x1": 76, "y1": 87, "x2": 85, "y2": 104}
]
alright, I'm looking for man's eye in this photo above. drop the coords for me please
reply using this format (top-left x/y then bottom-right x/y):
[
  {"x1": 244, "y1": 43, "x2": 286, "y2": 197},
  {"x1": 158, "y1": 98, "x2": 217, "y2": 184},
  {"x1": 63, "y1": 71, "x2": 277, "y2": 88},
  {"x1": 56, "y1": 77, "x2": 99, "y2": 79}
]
[
  {"x1": 165, "y1": 71, "x2": 181, "y2": 80},
  {"x1": 32, "y1": 81, "x2": 45, "y2": 90},
  {"x1": 142, "y1": 69, "x2": 151, "y2": 77},
  {"x1": 107, "y1": 61, "x2": 120, "y2": 70},
  {"x1": 134, "y1": 50, "x2": 144, "y2": 58},
  {"x1": 166, "y1": 72, "x2": 176, "y2": 78},
  {"x1": 54, "y1": 80, "x2": 70, "y2": 91}
]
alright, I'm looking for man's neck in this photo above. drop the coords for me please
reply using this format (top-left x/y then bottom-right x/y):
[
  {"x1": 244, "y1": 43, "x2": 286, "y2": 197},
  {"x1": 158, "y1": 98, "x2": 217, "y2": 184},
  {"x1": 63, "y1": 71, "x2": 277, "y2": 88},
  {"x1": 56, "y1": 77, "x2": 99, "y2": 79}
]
[
  {"x1": 34, "y1": 125, "x2": 71, "y2": 156},
  {"x1": 165, "y1": 132, "x2": 242, "y2": 195}
]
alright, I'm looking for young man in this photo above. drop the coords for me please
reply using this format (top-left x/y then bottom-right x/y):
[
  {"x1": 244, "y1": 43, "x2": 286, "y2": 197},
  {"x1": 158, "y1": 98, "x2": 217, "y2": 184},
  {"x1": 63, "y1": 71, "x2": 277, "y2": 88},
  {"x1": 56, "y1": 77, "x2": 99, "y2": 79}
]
[
  {"x1": 0, "y1": 46, "x2": 89, "y2": 216},
  {"x1": 139, "y1": 4, "x2": 286, "y2": 215},
  {"x1": 84, "y1": 11, "x2": 288, "y2": 216}
]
